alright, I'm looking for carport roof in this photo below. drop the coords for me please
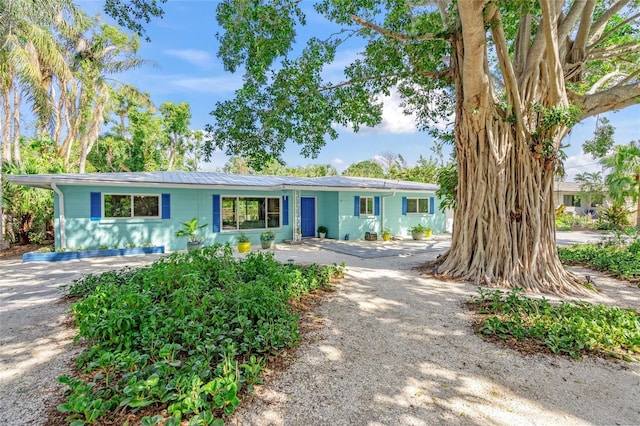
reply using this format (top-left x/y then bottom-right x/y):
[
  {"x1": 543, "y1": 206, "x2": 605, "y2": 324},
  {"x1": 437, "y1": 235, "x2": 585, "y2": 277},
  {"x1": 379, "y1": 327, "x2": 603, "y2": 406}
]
[{"x1": 6, "y1": 171, "x2": 439, "y2": 192}]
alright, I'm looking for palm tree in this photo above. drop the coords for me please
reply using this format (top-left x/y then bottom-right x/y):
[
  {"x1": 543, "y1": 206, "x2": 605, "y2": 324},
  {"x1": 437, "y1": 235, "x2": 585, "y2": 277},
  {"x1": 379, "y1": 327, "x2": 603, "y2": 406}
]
[
  {"x1": 62, "y1": 22, "x2": 145, "y2": 172},
  {"x1": 0, "y1": 0, "x2": 82, "y2": 248},
  {"x1": 110, "y1": 83, "x2": 154, "y2": 141},
  {"x1": 575, "y1": 171, "x2": 605, "y2": 215},
  {"x1": 0, "y1": 0, "x2": 84, "y2": 160},
  {"x1": 602, "y1": 142, "x2": 640, "y2": 228}
]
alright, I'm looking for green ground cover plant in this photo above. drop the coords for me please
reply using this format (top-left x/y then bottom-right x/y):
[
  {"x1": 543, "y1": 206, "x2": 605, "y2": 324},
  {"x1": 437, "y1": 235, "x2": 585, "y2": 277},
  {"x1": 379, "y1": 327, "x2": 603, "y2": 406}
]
[
  {"x1": 469, "y1": 288, "x2": 640, "y2": 362},
  {"x1": 558, "y1": 239, "x2": 640, "y2": 282},
  {"x1": 554, "y1": 211, "x2": 596, "y2": 231},
  {"x1": 58, "y1": 245, "x2": 344, "y2": 425}
]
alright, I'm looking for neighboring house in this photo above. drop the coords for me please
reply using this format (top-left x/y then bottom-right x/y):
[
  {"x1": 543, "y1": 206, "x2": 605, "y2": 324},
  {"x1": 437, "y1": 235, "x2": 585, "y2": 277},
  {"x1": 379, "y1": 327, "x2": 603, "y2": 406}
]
[
  {"x1": 7, "y1": 172, "x2": 445, "y2": 251},
  {"x1": 554, "y1": 180, "x2": 640, "y2": 225},
  {"x1": 554, "y1": 181, "x2": 597, "y2": 217}
]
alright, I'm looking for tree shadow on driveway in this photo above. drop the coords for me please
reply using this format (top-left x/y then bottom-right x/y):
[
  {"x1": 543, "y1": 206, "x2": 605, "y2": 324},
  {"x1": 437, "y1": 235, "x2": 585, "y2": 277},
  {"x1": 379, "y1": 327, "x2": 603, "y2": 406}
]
[{"x1": 232, "y1": 247, "x2": 640, "y2": 425}]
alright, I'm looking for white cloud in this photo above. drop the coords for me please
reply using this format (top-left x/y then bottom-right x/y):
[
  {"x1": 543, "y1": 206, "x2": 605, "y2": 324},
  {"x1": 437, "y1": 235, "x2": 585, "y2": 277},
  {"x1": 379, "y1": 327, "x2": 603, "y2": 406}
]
[
  {"x1": 335, "y1": 88, "x2": 453, "y2": 135},
  {"x1": 165, "y1": 49, "x2": 212, "y2": 67},
  {"x1": 172, "y1": 76, "x2": 243, "y2": 94},
  {"x1": 198, "y1": 147, "x2": 229, "y2": 172},
  {"x1": 320, "y1": 52, "x2": 450, "y2": 134},
  {"x1": 563, "y1": 152, "x2": 603, "y2": 182},
  {"x1": 373, "y1": 91, "x2": 419, "y2": 134},
  {"x1": 331, "y1": 157, "x2": 347, "y2": 172},
  {"x1": 322, "y1": 49, "x2": 360, "y2": 81}
]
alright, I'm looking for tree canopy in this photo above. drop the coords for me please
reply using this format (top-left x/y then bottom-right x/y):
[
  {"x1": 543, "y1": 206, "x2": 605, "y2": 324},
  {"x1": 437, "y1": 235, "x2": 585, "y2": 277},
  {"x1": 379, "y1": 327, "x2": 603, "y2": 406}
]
[
  {"x1": 206, "y1": 0, "x2": 640, "y2": 294},
  {"x1": 205, "y1": 0, "x2": 640, "y2": 168},
  {"x1": 602, "y1": 141, "x2": 640, "y2": 226}
]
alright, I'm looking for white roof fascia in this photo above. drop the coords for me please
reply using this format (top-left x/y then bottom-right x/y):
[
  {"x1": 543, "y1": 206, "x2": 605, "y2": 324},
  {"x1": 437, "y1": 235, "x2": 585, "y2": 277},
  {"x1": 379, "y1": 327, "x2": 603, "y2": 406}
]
[
  {"x1": 53, "y1": 181, "x2": 288, "y2": 192},
  {"x1": 7, "y1": 175, "x2": 438, "y2": 193}
]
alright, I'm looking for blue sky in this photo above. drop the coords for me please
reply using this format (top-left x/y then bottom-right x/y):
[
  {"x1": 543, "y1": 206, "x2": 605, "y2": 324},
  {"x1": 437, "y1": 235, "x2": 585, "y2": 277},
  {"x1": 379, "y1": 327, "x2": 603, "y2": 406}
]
[{"x1": 82, "y1": 1, "x2": 640, "y2": 179}]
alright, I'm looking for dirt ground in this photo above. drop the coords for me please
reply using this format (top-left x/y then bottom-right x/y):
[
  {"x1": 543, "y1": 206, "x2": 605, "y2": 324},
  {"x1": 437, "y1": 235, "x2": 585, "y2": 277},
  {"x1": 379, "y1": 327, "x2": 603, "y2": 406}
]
[
  {"x1": 1, "y1": 241, "x2": 639, "y2": 425},
  {"x1": 0, "y1": 243, "x2": 52, "y2": 260}
]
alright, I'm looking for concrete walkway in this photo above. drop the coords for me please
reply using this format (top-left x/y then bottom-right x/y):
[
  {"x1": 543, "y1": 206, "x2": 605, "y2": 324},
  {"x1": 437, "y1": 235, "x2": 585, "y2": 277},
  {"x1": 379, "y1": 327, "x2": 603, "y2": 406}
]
[
  {"x1": 302, "y1": 231, "x2": 605, "y2": 259},
  {"x1": 303, "y1": 235, "x2": 451, "y2": 259}
]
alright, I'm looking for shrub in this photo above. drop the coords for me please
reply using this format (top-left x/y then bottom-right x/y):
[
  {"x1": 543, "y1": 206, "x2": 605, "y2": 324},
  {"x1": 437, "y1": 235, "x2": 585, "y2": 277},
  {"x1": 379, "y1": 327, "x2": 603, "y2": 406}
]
[
  {"x1": 59, "y1": 245, "x2": 344, "y2": 425},
  {"x1": 558, "y1": 242, "x2": 640, "y2": 281},
  {"x1": 555, "y1": 211, "x2": 596, "y2": 231},
  {"x1": 597, "y1": 203, "x2": 631, "y2": 230},
  {"x1": 260, "y1": 231, "x2": 276, "y2": 241},
  {"x1": 470, "y1": 288, "x2": 640, "y2": 361},
  {"x1": 409, "y1": 224, "x2": 429, "y2": 234}
]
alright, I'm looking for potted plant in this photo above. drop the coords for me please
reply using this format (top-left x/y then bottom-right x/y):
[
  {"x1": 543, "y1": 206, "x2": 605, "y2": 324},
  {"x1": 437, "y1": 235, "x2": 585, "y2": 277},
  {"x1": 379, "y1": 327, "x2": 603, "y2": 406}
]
[
  {"x1": 317, "y1": 225, "x2": 328, "y2": 238},
  {"x1": 381, "y1": 228, "x2": 392, "y2": 241},
  {"x1": 237, "y1": 232, "x2": 251, "y2": 253},
  {"x1": 409, "y1": 224, "x2": 428, "y2": 240},
  {"x1": 260, "y1": 230, "x2": 276, "y2": 249},
  {"x1": 175, "y1": 218, "x2": 207, "y2": 251},
  {"x1": 424, "y1": 227, "x2": 432, "y2": 238}
]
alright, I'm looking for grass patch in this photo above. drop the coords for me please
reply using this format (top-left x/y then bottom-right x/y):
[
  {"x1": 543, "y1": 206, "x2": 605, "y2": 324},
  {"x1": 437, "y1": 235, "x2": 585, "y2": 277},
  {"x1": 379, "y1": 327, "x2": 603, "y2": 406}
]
[
  {"x1": 57, "y1": 244, "x2": 344, "y2": 425},
  {"x1": 469, "y1": 288, "x2": 640, "y2": 362}
]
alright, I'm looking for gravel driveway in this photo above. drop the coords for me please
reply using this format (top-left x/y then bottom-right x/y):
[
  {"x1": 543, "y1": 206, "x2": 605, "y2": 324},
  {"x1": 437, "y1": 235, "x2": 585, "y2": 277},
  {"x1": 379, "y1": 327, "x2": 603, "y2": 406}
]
[
  {"x1": 0, "y1": 254, "x2": 166, "y2": 424},
  {"x1": 1, "y1": 237, "x2": 639, "y2": 425}
]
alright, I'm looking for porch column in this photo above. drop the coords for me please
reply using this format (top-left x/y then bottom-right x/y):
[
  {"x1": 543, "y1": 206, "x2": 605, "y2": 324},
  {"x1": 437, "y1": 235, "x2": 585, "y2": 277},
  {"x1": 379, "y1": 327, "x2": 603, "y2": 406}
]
[{"x1": 293, "y1": 190, "x2": 301, "y2": 243}]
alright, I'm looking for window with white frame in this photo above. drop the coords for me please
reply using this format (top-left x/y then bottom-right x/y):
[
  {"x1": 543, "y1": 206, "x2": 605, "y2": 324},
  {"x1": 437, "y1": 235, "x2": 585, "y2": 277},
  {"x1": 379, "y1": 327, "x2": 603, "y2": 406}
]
[
  {"x1": 103, "y1": 194, "x2": 160, "y2": 218},
  {"x1": 221, "y1": 196, "x2": 281, "y2": 230},
  {"x1": 406, "y1": 197, "x2": 430, "y2": 214},
  {"x1": 563, "y1": 195, "x2": 581, "y2": 207},
  {"x1": 359, "y1": 196, "x2": 374, "y2": 215}
]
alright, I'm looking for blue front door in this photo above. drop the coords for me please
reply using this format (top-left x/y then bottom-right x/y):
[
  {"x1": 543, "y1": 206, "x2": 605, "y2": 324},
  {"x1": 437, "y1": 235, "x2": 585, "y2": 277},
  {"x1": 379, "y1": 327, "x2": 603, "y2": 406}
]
[{"x1": 300, "y1": 197, "x2": 316, "y2": 238}]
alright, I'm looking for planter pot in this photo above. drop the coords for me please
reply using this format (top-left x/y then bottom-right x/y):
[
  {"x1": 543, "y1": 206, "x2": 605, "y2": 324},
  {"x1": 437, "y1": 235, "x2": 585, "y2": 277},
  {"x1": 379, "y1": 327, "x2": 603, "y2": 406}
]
[
  {"x1": 318, "y1": 232, "x2": 326, "y2": 239},
  {"x1": 261, "y1": 239, "x2": 275, "y2": 249},
  {"x1": 382, "y1": 234, "x2": 391, "y2": 241},
  {"x1": 187, "y1": 241, "x2": 204, "y2": 252},
  {"x1": 411, "y1": 231, "x2": 424, "y2": 241},
  {"x1": 23, "y1": 246, "x2": 165, "y2": 263},
  {"x1": 237, "y1": 241, "x2": 251, "y2": 253},
  {"x1": 424, "y1": 229, "x2": 432, "y2": 238}
]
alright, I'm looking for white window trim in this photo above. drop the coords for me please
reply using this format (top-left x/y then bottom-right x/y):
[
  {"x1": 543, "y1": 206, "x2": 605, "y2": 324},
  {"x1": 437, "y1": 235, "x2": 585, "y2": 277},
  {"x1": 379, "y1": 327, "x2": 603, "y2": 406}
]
[
  {"x1": 102, "y1": 193, "x2": 161, "y2": 219},
  {"x1": 221, "y1": 195, "x2": 282, "y2": 231},
  {"x1": 406, "y1": 197, "x2": 430, "y2": 215},
  {"x1": 360, "y1": 196, "x2": 375, "y2": 216}
]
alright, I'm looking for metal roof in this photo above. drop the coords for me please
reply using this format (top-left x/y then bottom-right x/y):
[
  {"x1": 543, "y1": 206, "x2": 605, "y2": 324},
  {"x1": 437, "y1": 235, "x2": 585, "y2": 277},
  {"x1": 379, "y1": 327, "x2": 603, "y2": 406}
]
[
  {"x1": 6, "y1": 171, "x2": 439, "y2": 192},
  {"x1": 554, "y1": 181, "x2": 581, "y2": 192}
]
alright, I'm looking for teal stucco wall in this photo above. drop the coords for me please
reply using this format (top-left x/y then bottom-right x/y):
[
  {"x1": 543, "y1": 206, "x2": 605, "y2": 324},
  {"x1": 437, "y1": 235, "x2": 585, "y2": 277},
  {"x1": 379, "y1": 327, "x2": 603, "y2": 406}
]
[
  {"x1": 335, "y1": 191, "x2": 445, "y2": 240},
  {"x1": 54, "y1": 185, "x2": 446, "y2": 250},
  {"x1": 57, "y1": 185, "x2": 295, "y2": 251},
  {"x1": 305, "y1": 191, "x2": 339, "y2": 239}
]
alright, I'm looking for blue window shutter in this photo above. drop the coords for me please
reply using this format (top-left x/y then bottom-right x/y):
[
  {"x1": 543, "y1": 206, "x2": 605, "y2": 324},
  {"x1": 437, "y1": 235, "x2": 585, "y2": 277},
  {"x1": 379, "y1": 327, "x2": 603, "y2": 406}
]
[
  {"x1": 161, "y1": 193, "x2": 171, "y2": 219},
  {"x1": 354, "y1": 196, "x2": 360, "y2": 217},
  {"x1": 374, "y1": 196, "x2": 380, "y2": 216},
  {"x1": 90, "y1": 192, "x2": 101, "y2": 221},
  {"x1": 429, "y1": 197, "x2": 435, "y2": 215},
  {"x1": 402, "y1": 197, "x2": 407, "y2": 216},
  {"x1": 282, "y1": 196, "x2": 289, "y2": 226},
  {"x1": 212, "y1": 195, "x2": 221, "y2": 232}
]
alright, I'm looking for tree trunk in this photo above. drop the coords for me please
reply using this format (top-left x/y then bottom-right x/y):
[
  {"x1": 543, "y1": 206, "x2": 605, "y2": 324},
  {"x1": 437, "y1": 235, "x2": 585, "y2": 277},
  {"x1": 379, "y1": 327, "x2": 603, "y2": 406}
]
[
  {"x1": 79, "y1": 100, "x2": 106, "y2": 173},
  {"x1": 60, "y1": 83, "x2": 80, "y2": 169},
  {"x1": 19, "y1": 212, "x2": 33, "y2": 244},
  {"x1": 433, "y1": 106, "x2": 588, "y2": 295},
  {"x1": 61, "y1": 107, "x2": 77, "y2": 169},
  {"x1": 427, "y1": 9, "x2": 591, "y2": 296},
  {"x1": 52, "y1": 84, "x2": 64, "y2": 145},
  {"x1": 168, "y1": 136, "x2": 177, "y2": 170},
  {"x1": 12, "y1": 88, "x2": 21, "y2": 164},
  {"x1": 1, "y1": 90, "x2": 11, "y2": 163}
]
